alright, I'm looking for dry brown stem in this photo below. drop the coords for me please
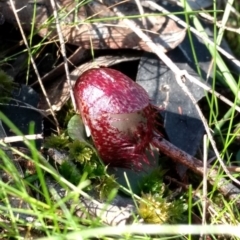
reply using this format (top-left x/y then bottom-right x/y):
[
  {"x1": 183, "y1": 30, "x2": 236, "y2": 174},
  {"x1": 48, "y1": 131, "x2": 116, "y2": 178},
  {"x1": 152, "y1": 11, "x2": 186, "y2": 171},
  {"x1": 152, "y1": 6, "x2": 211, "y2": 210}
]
[{"x1": 152, "y1": 137, "x2": 240, "y2": 206}]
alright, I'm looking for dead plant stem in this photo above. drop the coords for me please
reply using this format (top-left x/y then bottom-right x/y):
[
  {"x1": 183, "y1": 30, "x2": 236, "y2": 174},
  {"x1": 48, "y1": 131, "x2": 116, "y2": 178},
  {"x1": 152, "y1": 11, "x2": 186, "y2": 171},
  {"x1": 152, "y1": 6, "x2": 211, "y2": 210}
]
[
  {"x1": 49, "y1": 0, "x2": 77, "y2": 111},
  {"x1": 142, "y1": 1, "x2": 240, "y2": 69},
  {"x1": 9, "y1": 0, "x2": 60, "y2": 134},
  {"x1": 152, "y1": 137, "x2": 240, "y2": 205}
]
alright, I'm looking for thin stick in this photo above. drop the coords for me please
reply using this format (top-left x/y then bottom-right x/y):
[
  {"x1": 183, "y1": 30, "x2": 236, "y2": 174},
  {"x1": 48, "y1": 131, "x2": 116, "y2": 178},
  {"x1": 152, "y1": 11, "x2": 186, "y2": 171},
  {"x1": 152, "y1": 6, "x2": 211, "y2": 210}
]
[
  {"x1": 185, "y1": 72, "x2": 240, "y2": 113},
  {"x1": 202, "y1": 135, "x2": 208, "y2": 229},
  {"x1": 134, "y1": 0, "x2": 147, "y2": 30},
  {"x1": 9, "y1": 0, "x2": 60, "y2": 134},
  {"x1": 142, "y1": 1, "x2": 240, "y2": 69},
  {"x1": 0, "y1": 134, "x2": 43, "y2": 144},
  {"x1": 151, "y1": 137, "x2": 240, "y2": 205},
  {"x1": 49, "y1": 0, "x2": 76, "y2": 111},
  {"x1": 198, "y1": 10, "x2": 240, "y2": 34}
]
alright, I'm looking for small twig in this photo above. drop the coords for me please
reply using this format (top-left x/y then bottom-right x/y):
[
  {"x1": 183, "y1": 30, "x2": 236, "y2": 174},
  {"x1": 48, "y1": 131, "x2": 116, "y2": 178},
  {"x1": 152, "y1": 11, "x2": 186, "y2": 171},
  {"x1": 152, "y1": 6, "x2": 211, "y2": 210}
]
[
  {"x1": 194, "y1": 191, "x2": 235, "y2": 225},
  {"x1": 167, "y1": 176, "x2": 239, "y2": 224},
  {"x1": 226, "y1": 166, "x2": 240, "y2": 172},
  {"x1": 0, "y1": 99, "x2": 56, "y2": 125},
  {"x1": 202, "y1": 135, "x2": 208, "y2": 228},
  {"x1": 199, "y1": 12, "x2": 240, "y2": 34},
  {"x1": 9, "y1": 0, "x2": 60, "y2": 134},
  {"x1": 151, "y1": 137, "x2": 240, "y2": 205},
  {"x1": 142, "y1": 1, "x2": 240, "y2": 69},
  {"x1": 0, "y1": 134, "x2": 43, "y2": 144},
  {"x1": 49, "y1": 0, "x2": 76, "y2": 111},
  {"x1": 184, "y1": 73, "x2": 240, "y2": 113},
  {"x1": 134, "y1": 0, "x2": 147, "y2": 30},
  {"x1": 30, "y1": 46, "x2": 87, "y2": 87},
  {"x1": 224, "y1": 0, "x2": 240, "y2": 18}
]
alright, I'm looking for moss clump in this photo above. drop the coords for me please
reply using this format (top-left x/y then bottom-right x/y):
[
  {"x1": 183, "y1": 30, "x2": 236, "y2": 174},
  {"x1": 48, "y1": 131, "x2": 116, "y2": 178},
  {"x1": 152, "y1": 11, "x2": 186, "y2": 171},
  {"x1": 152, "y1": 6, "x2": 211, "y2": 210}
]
[
  {"x1": 58, "y1": 160, "x2": 82, "y2": 185},
  {"x1": 45, "y1": 134, "x2": 105, "y2": 184},
  {"x1": 138, "y1": 193, "x2": 187, "y2": 224},
  {"x1": 44, "y1": 134, "x2": 69, "y2": 150},
  {"x1": 0, "y1": 70, "x2": 15, "y2": 103},
  {"x1": 69, "y1": 140, "x2": 93, "y2": 164},
  {"x1": 139, "y1": 168, "x2": 167, "y2": 194},
  {"x1": 138, "y1": 168, "x2": 187, "y2": 224},
  {"x1": 95, "y1": 175, "x2": 119, "y2": 200}
]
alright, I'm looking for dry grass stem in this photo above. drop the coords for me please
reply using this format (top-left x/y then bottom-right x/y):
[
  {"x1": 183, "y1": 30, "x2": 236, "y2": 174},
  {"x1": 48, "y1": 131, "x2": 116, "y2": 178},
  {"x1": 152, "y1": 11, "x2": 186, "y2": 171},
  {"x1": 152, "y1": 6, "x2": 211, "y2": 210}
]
[
  {"x1": 49, "y1": 0, "x2": 77, "y2": 111},
  {"x1": 202, "y1": 135, "x2": 208, "y2": 227},
  {"x1": 152, "y1": 137, "x2": 240, "y2": 204},
  {"x1": 184, "y1": 69, "x2": 240, "y2": 113},
  {"x1": 0, "y1": 134, "x2": 43, "y2": 144},
  {"x1": 9, "y1": 0, "x2": 60, "y2": 133},
  {"x1": 134, "y1": 0, "x2": 147, "y2": 30},
  {"x1": 143, "y1": 1, "x2": 240, "y2": 68}
]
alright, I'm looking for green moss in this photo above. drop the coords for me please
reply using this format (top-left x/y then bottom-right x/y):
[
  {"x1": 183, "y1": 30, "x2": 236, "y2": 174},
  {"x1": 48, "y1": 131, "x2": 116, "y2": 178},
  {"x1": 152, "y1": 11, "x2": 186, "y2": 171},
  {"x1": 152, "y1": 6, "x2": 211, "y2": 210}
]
[
  {"x1": 44, "y1": 134, "x2": 69, "y2": 149},
  {"x1": 0, "y1": 70, "x2": 15, "y2": 102},
  {"x1": 138, "y1": 168, "x2": 187, "y2": 224},
  {"x1": 139, "y1": 168, "x2": 167, "y2": 194},
  {"x1": 69, "y1": 140, "x2": 93, "y2": 164},
  {"x1": 58, "y1": 160, "x2": 82, "y2": 185},
  {"x1": 138, "y1": 193, "x2": 187, "y2": 224},
  {"x1": 96, "y1": 175, "x2": 119, "y2": 200},
  {"x1": 56, "y1": 101, "x2": 75, "y2": 128}
]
